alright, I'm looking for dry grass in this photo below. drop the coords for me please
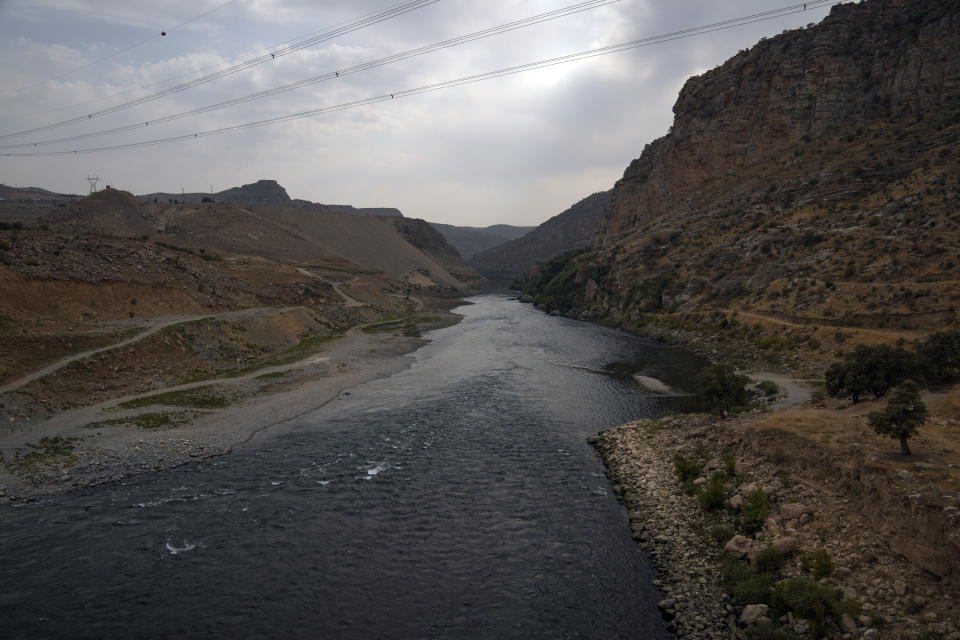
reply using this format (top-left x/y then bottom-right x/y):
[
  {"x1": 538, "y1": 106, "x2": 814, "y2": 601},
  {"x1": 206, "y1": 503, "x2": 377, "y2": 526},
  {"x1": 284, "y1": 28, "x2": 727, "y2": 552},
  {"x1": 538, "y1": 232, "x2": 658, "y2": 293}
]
[{"x1": 746, "y1": 384, "x2": 960, "y2": 507}]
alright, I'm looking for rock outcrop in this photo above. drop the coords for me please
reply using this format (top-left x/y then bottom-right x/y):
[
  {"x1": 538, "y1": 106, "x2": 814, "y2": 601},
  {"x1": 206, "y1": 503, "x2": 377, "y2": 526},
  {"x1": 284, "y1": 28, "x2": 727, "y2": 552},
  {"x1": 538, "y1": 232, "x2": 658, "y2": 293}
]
[{"x1": 520, "y1": 0, "x2": 960, "y2": 332}]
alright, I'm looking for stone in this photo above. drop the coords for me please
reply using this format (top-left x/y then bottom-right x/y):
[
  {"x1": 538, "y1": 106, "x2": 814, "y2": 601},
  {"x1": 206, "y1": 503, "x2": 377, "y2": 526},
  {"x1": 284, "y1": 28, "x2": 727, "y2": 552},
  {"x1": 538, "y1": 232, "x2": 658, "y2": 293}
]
[
  {"x1": 724, "y1": 535, "x2": 753, "y2": 559},
  {"x1": 772, "y1": 535, "x2": 798, "y2": 555},
  {"x1": 840, "y1": 613, "x2": 858, "y2": 634},
  {"x1": 729, "y1": 494, "x2": 744, "y2": 510},
  {"x1": 863, "y1": 629, "x2": 879, "y2": 640},
  {"x1": 897, "y1": 470, "x2": 914, "y2": 480},
  {"x1": 764, "y1": 517, "x2": 780, "y2": 536},
  {"x1": 893, "y1": 580, "x2": 907, "y2": 596},
  {"x1": 740, "y1": 482, "x2": 759, "y2": 497},
  {"x1": 740, "y1": 604, "x2": 769, "y2": 626},
  {"x1": 780, "y1": 502, "x2": 807, "y2": 520}
]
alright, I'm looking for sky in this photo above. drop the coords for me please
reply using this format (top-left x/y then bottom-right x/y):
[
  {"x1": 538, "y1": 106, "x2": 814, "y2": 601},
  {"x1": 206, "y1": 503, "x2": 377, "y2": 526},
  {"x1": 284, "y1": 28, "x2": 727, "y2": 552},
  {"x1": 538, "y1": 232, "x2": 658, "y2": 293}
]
[{"x1": 0, "y1": 0, "x2": 839, "y2": 227}]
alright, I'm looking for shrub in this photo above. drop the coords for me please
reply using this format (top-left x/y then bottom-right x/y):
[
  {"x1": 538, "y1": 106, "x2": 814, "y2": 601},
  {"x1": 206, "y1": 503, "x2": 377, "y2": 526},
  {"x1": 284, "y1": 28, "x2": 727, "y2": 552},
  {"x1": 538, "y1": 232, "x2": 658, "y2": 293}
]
[
  {"x1": 754, "y1": 545, "x2": 785, "y2": 575},
  {"x1": 722, "y1": 556, "x2": 777, "y2": 605},
  {"x1": 811, "y1": 548, "x2": 832, "y2": 579},
  {"x1": 698, "y1": 472, "x2": 727, "y2": 511},
  {"x1": 759, "y1": 380, "x2": 780, "y2": 397},
  {"x1": 918, "y1": 330, "x2": 960, "y2": 383},
  {"x1": 772, "y1": 577, "x2": 839, "y2": 637},
  {"x1": 710, "y1": 525, "x2": 735, "y2": 547},
  {"x1": 722, "y1": 448, "x2": 737, "y2": 477},
  {"x1": 673, "y1": 453, "x2": 700, "y2": 483},
  {"x1": 743, "y1": 488, "x2": 769, "y2": 535},
  {"x1": 695, "y1": 363, "x2": 749, "y2": 418}
]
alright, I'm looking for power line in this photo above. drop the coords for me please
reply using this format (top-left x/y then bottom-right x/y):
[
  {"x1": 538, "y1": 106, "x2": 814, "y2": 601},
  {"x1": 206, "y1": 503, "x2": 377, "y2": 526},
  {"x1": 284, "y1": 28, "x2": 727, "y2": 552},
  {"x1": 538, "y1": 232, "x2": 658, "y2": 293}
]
[
  {"x1": 0, "y1": 0, "x2": 240, "y2": 102},
  {"x1": 0, "y1": 0, "x2": 442, "y2": 141},
  {"x1": 3, "y1": 0, "x2": 843, "y2": 157},
  {"x1": 0, "y1": 0, "x2": 454, "y2": 124},
  {"x1": 0, "y1": 0, "x2": 622, "y2": 150}
]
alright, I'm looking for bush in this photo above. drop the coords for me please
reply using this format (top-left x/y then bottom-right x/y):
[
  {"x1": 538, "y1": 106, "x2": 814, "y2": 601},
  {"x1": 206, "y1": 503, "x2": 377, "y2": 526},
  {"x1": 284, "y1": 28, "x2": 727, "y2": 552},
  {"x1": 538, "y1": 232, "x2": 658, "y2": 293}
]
[
  {"x1": 754, "y1": 545, "x2": 785, "y2": 575},
  {"x1": 698, "y1": 471, "x2": 727, "y2": 511},
  {"x1": 710, "y1": 525, "x2": 735, "y2": 547},
  {"x1": 674, "y1": 453, "x2": 700, "y2": 483},
  {"x1": 918, "y1": 330, "x2": 960, "y2": 383},
  {"x1": 759, "y1": 380, "x2": 780, "y2": 397},
  {"x1": 811, "y1": 548, "x2": 832, "y2": 579},
  {"x1": 722, "y1": 556, "x2": 777, "y2": 605},
  {"x1": 743, "y1": 488, "x2": 769, "y2": 535},
  {"x1": 772, "y1": 577, "x2": 840, "y2": 637},
  {"x1": 695, "y1": 363, "x2": 749, "y2": 418}
]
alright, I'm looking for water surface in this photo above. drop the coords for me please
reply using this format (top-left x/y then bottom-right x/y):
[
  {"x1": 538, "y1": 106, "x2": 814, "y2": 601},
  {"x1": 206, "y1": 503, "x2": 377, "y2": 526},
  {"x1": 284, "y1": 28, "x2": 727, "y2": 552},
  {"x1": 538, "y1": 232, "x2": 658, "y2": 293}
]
[{"x1": 0, "y1": 295, "x2": 704, "y2": 639}]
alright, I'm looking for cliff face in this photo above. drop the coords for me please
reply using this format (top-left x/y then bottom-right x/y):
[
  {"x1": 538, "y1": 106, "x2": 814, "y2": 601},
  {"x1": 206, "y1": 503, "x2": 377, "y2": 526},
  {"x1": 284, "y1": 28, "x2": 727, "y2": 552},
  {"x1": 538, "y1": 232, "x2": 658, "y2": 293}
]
[
  {"x1": 469, "y1": 190, "x2": 611, "y2": 280},
  {"x1": 602, "y1": 0, "x2": 960, "y2": 237},
  {"x1": 524, "y1": 0, "x2": 960, "y2": 332}
]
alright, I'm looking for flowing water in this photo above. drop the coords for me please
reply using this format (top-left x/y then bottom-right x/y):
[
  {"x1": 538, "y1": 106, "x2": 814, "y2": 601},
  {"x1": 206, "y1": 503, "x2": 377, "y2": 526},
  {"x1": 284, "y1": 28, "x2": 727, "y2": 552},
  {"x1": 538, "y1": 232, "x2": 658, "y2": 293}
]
[{"x1": 0, "y1": 295, "x2": 705, "y2": 639}]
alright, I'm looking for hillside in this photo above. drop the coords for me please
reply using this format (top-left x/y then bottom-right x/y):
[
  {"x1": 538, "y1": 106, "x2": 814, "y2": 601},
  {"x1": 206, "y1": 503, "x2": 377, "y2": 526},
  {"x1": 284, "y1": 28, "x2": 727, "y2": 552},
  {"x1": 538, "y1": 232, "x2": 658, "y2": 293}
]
[
  {"x1": 429, "y1": 222, "x2": 534, "y2": 260},
  {"x1": 521, "y1": 0, "x2": 959, "y2": 371},
  {"x1": 469, "y1": 190, "x2": 611, "y2": 280},
  {"x1": 139, "y1": 179, "x2": 403, "y2": 216}
]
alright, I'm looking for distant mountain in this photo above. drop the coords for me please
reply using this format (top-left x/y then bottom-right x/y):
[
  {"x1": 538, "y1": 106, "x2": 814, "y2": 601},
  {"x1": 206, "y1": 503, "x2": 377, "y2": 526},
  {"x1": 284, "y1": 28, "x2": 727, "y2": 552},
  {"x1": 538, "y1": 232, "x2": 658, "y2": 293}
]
[
  {"x1": 41, "y1": 187, "x2": 471, "y2": 287},
  {"x1": 138, "y1": 179, "x2": 403, "y2": 217},
  {"x1": 429, "y1": 223, "x2": 534, "y2": 260},
  {"x1": 468, "y1": 190, "x2": 611, "y2": 281},
  {"x1": 0, "y1": 185, "x2": 80, "y2": 202}
]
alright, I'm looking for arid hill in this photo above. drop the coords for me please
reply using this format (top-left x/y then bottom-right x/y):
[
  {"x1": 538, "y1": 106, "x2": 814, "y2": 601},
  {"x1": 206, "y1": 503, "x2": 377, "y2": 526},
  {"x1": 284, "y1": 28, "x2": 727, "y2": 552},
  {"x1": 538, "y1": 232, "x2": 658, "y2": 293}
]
[
  {"x1": 428, "y1": 223, "x2": 534, "y2": 260},
  {"x1": 470, "y1": 190, "x2": 610, "y2": 281},
  {"x1": 139, "y1": 179, "x2": 403, "y2": 217}
]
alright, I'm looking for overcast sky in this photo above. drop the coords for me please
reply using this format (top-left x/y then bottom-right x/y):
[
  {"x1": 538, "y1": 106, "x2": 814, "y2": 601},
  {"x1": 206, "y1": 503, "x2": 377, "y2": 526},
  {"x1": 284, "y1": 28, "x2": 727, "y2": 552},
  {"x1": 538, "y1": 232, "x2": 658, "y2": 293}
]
[{"x1": 0, "y1": 0, "x2": 838, "y2": 226}]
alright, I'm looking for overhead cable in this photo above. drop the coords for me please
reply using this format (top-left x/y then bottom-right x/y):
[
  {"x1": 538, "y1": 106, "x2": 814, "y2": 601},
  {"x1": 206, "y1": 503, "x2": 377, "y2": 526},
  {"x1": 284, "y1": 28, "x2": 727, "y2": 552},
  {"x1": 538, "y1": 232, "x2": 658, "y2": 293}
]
[
  {"x1": 4, "y1": 0, "x2": 843, "y2": 157},
  {"x1": 0, "y1": 0, "x2": 622, "y2": 150},
  {"x1": 0, "y1": 0, "x2": 441, "y2": 140},
  {"x1": 0, "y1": 0, "x2": 240, "y2": 102}
]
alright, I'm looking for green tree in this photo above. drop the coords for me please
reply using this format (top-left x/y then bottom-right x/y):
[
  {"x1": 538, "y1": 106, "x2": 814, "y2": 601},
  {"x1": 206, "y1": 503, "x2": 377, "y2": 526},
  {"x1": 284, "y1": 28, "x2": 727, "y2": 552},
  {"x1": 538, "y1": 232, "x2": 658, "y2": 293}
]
[
  {"x1": 867, "y1": 382, "x2": 928, "y2": 455},
  {"x1": 825, "y1": 344, "x2": 924, "y2": 402},
  {"x1": 918, "y1": 330, "x2": 960, "y2": 383},
  {"x1": 695, "y1": 364, "x2": 748, "y2": 418}
]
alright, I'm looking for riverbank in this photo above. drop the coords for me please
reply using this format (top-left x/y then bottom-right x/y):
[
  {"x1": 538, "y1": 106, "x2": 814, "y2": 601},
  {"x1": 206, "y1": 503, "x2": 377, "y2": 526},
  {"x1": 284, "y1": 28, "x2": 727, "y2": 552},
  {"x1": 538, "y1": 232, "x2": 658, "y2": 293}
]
[
  {"x1": 0, "y1": 309, "x2": 464, "y2": 503},
  {"x1": 594, "y1": 410, "x2": 960, "y2": 640}
]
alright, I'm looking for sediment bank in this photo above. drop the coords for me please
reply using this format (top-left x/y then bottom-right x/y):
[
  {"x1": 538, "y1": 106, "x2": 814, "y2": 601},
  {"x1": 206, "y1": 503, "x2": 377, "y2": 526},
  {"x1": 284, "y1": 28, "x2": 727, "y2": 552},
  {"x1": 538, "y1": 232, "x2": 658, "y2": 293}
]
[{"x1": 0, "y1": 310, "x2": 463, "y2": 503}]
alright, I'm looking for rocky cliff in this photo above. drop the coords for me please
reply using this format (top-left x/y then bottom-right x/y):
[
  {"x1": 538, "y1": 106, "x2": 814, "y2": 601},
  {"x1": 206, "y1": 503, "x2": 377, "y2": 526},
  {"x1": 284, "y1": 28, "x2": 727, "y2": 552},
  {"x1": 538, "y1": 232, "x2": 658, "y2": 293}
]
[
  {"x1": 470, "y1": 190, "x2": 611, "y2": 281},
  {"x1": 524, "y1": 0, "x2": 960, "y2": 333}
]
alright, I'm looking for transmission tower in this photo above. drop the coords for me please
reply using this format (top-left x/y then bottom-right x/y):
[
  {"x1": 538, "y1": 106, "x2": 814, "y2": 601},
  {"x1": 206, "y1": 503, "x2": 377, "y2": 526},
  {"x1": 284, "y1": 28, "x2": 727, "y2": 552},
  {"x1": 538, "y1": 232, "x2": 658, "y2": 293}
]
[{"x1": 86, "y1": 175, "x2": 100, "y2": 194}]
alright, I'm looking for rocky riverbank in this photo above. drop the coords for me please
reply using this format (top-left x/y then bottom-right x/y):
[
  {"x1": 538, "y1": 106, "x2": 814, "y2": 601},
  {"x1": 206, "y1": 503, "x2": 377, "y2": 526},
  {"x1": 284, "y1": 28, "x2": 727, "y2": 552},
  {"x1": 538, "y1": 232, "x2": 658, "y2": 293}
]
[{"x1": 593, "y1": 413, "x2": 960, "y2": 640}]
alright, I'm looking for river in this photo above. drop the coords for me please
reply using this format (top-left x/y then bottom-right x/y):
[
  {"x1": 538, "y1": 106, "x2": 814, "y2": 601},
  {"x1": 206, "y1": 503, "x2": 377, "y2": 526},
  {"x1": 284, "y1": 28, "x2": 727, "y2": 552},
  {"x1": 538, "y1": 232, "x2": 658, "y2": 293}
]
[{"x1": 0, "y1": 295, "x2": 705, "y2": 639}]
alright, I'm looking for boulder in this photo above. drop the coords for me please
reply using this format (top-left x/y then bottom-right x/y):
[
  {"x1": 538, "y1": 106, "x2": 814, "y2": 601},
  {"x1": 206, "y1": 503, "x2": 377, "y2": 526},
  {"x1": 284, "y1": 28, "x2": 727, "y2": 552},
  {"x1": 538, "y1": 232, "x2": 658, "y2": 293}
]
[
  {"x1": 840, "y1": 613, "x2": 858, "y2": 634},
  {"x1": 780, "y1": 503, "x2": 807, "y2": 521},
  {"x1": 724, "y1": 534, "x2": 754, "y2": 559},
  {"x1": 739, "y1": 604, "x2": 769, "y2": 626},
  {"x1": 729, "y1": 494, "x2": 744, "y2": 510},
  {"x1": 772, "y1": 535, "x2": 798, "y2": 555}
]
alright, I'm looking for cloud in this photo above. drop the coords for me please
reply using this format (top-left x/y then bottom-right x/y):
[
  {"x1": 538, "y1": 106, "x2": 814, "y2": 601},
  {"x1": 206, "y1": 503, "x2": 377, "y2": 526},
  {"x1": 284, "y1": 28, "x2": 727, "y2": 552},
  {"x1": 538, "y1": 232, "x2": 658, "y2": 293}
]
[{"x1": 0, "y1": 0, "x2": 838, "y2": 226}]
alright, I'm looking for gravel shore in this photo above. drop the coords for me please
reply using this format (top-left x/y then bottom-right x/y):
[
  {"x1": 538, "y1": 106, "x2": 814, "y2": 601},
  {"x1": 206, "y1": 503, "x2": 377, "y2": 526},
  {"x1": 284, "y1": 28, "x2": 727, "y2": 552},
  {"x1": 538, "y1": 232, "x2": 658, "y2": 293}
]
[{"x1": 0, "y1": 311, "x2": 461, "y2": 503}]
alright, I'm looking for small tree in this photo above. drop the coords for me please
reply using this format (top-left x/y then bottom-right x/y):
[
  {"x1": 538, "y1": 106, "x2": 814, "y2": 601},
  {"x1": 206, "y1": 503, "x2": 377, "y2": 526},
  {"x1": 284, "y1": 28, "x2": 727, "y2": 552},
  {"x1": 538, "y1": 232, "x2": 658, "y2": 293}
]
[
  {"x1": 695, "y1": 363, "x2": 748, "y2": 418},
  {"x1": 867, "y1": 382, "x2": 928, "y2": 455},
  {"x1": 919, "y1": 330, "x2": 960, "y2": 383}
]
